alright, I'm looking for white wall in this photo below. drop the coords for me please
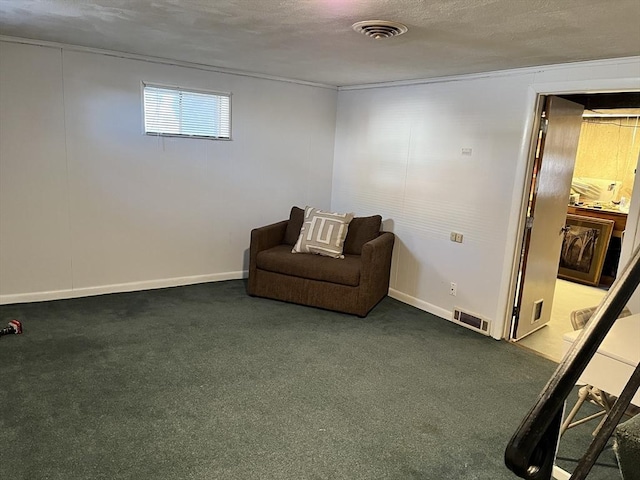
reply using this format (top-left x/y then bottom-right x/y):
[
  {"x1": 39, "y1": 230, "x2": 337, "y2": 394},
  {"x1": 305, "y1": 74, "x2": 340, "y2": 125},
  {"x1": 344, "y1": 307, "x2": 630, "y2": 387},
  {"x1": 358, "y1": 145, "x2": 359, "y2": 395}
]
[
  {"x1": 333, "y1": 58, "x2": 640, "y2": 338},
  {"x1": 0, "y1": 42, "x2": 72, "y2": 296},
  {"x1": 0, "y1": 41, "x2": 337, "y2": 302}
]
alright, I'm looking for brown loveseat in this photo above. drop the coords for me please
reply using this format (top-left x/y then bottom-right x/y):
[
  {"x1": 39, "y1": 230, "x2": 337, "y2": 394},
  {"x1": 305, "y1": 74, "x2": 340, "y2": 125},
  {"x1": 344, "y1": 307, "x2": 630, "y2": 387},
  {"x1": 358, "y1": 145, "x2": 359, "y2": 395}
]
[{"x1": 248, "y1": 207, "x2": 395, "y2": 317}]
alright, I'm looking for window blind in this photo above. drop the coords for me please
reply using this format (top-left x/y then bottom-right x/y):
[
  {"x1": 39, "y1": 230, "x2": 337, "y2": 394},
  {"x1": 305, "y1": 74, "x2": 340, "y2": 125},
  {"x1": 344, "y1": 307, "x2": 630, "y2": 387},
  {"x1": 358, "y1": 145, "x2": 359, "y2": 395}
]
[{"x1": 143, "y1": 84, "x2": 231, "y2": 140}]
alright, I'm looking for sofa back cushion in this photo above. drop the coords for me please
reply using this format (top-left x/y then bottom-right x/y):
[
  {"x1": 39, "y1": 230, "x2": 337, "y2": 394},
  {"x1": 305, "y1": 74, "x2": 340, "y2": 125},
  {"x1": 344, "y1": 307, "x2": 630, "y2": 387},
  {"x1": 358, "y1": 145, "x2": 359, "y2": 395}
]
[
  {"x1": 284, "y1": 206, "x2": 305, "y2": 245},
  {"x1": 343, "y1": 215, "x2": 382, "y2": 255}
]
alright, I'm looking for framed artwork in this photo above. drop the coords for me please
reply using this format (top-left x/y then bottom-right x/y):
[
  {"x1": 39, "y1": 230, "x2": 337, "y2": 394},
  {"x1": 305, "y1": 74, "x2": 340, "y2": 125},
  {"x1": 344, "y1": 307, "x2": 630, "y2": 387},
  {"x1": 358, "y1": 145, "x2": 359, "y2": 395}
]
[{"x1": 558, "y1": 214, "x2": 614, "y2": 286}]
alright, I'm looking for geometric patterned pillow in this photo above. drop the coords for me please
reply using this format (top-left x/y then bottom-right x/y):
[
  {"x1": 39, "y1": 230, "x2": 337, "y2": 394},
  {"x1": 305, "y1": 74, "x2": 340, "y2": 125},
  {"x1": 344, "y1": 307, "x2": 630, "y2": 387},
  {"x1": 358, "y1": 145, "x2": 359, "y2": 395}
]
[{"x1": 292, "y1": 206, "x2": 354, "y2": 258}]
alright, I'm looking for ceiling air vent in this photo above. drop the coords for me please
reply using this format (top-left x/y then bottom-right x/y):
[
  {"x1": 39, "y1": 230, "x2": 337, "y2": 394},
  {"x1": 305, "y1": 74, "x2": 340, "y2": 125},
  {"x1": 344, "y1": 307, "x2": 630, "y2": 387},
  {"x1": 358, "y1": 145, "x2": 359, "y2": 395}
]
[{"x1": 352, "y1": 20, "x2": 408, "y2": 39}]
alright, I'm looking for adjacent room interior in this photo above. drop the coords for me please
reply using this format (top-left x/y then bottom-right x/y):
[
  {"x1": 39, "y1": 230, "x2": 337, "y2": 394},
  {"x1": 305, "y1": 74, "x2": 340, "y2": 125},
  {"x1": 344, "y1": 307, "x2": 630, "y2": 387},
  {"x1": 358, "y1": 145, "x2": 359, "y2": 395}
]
[{"x1": 515, "y1": 97, "x2": 640, "y2": 361}]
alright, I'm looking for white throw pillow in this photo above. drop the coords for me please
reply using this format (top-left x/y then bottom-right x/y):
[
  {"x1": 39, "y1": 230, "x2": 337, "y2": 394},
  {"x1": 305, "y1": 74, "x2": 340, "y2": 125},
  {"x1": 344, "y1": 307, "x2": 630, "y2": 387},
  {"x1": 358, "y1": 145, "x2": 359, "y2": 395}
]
[{"x1": 292, "y1": 206, "x2": 354, "y2": 258}]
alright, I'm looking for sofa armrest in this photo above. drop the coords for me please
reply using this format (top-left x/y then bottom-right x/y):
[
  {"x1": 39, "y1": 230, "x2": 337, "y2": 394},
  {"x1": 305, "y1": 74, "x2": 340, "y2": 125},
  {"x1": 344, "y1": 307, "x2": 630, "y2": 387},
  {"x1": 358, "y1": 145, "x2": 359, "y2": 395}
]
[
  {"x1": 248, "y1": 220, "x2": 288, "y2": 295},
  {"x1": 359, "y1": 232, "x2": 395, "y2": 313},
  {"x1": 361, "y1": 232, "x2": 395, "y2": 280},
  {"x1": 251, "y1": 220, "x2": 288, "y2": 252}
]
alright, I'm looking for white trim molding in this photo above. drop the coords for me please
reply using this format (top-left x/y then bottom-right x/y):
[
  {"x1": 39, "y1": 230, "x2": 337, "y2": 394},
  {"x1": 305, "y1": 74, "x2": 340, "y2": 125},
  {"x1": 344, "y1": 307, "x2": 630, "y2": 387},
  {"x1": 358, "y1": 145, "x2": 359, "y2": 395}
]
[
  {"x1": 389, "y1": 288, "x2": 450, "y2": 320},
  {"x1": 389, "y1": 289, "x2": 501, "y2": 339},
  {"x1": 0, "y1": 35, "x2": 338, "y2": 90},
  {"x1": 339, "y1": 56, "x2": 640, "y2": 91},
  {"x1": 0, "y1": 271, "x2": 248, "y2": 305}
]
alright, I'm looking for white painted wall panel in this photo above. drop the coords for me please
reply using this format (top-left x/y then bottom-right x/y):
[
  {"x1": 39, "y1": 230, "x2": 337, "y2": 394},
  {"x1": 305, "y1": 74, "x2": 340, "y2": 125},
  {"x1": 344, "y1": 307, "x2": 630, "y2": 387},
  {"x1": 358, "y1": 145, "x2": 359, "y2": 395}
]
[
  {"x1": 0, "y1": 43, "x2": 72, "y2": 295},
  {"x1": 333, "y1": 75, "x2": 534, "y2": 333},
  {"x1": 333, "y1": 58, "x2": 640, "y2": 338},
  {"x1": 0, "y1": 41, "x2": 337, "y2": 300}
]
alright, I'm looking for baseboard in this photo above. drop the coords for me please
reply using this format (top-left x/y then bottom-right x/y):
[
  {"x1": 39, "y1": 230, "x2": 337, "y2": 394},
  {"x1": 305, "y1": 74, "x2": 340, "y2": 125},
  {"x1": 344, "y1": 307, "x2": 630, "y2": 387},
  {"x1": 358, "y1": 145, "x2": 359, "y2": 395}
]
[
  {"x1": 388, "y1": 288, "x2": 451, "y2": 320},
  {"x1": 388, "y1": 289, "x2": 500, "y2": 339},
  {"x1": 0, "y1": 271, "x2": 248, "y2": 305}
]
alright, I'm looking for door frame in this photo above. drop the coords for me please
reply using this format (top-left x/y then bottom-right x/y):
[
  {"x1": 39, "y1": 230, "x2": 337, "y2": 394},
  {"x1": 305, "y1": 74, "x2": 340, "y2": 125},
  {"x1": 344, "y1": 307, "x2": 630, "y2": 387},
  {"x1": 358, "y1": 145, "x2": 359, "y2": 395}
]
[
  {"x1": 506, "y1": 94, "x2": 546, "y2": 339},
  {"x1": 502, "y1": 84, "x2": 640, "y2": 341},
  {"x1": 619, "y1": 151, "x2": 640, "y2": 312}
]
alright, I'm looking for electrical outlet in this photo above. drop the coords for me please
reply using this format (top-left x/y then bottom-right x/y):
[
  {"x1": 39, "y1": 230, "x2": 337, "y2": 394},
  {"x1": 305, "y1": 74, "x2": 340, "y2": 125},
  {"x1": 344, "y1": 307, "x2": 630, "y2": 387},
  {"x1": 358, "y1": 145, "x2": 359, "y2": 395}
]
[
  {"x1": 455, "y1": 233, "x2": 463, "y2": 243},
  {"x1": 450, "y1": 232, "x2": 457, "y2": 242},
  {"x1": 450, "y1": 282, "x2": 457, "y2": 296}
]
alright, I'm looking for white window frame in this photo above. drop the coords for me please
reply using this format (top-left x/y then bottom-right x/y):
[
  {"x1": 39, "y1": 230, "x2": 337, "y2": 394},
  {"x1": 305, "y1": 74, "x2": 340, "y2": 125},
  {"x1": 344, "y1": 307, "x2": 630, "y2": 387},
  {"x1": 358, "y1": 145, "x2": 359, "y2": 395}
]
[{"x1": 142, "y1": 82, "x2": 232, "y2": 140}]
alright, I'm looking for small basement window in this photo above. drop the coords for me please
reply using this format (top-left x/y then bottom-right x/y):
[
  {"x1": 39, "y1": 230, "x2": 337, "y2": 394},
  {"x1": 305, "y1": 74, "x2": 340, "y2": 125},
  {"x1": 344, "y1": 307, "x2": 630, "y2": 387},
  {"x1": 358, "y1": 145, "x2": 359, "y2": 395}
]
[{"x1": 143, "y1": 83, "x2": 231, "y2": 140}]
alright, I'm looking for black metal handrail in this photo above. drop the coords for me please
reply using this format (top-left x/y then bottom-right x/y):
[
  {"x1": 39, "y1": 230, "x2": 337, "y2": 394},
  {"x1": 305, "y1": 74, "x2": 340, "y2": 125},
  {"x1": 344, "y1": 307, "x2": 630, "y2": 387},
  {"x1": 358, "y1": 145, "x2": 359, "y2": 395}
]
[{"x1": 505, "y1": 244, "x2": 640, "y2": 479}]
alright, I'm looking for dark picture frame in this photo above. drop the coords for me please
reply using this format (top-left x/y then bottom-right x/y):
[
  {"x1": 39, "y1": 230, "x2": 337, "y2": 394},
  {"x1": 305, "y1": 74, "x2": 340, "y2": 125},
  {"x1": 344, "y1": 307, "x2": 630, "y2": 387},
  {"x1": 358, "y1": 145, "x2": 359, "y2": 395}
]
[{"x1": 558, "y1": 214, "x2": 614, "y2": 286}]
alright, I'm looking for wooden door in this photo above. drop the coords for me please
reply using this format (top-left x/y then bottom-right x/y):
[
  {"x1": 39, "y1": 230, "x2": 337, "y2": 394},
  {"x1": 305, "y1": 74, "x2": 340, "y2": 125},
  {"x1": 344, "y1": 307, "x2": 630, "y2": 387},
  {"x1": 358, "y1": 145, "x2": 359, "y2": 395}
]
[{"x1": 513, "y1": 96, "x2": 585, "y2": 340}]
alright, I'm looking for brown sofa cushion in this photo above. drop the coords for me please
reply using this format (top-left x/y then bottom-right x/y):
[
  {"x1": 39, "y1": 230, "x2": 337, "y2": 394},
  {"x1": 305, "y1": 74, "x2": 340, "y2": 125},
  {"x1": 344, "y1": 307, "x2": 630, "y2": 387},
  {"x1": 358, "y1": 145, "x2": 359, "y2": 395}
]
[
  {"x1": 283, "y1": 206, "x2": 305, "y2": 245},
  {"x1": 343, "y1": 215, "x2": 382, "y2": 255},
  {"x1": 256, "y1": 244, "x2": 361, "y2": 287}
]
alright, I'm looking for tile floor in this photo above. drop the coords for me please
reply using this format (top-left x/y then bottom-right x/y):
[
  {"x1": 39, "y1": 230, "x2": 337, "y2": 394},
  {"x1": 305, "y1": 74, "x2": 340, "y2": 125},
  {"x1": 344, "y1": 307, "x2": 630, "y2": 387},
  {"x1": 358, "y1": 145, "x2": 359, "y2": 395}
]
[{"x1": 516, "y1": 279, "x2": 607, "y2": 362}]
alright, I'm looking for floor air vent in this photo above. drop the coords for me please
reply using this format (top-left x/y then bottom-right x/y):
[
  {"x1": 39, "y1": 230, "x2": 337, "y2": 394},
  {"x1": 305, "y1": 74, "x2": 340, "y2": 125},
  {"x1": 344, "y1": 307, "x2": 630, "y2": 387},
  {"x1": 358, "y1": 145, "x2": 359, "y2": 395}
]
[{"x1": 453, "y1": 308, "x2": 491, "y2": 336}]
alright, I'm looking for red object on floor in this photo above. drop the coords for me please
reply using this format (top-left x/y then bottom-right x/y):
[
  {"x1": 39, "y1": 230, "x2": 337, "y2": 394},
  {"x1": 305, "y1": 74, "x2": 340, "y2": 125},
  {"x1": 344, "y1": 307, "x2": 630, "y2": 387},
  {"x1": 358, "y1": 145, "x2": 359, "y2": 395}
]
[{"x1": 0, "y1": 319, "x2": 22, "y2": 337}]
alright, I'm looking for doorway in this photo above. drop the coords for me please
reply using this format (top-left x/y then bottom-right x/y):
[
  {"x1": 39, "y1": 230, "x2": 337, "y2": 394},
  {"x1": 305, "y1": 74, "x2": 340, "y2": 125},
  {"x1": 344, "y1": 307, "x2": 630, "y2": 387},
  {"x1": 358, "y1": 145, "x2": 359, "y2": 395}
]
[{"x1": 509, "y1": 92, "x2": 640, "y2": 361}]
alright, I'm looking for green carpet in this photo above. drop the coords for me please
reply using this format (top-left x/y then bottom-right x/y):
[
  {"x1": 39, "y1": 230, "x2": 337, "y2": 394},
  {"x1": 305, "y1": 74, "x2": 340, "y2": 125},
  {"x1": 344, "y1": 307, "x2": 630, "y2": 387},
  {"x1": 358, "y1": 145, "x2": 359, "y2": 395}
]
[
  {"x1": 614, "y1": 414, "x2": 640, "y2": 480},
  {"x1": 0, "y1": 280, "x2": 619, "y2": 479}
]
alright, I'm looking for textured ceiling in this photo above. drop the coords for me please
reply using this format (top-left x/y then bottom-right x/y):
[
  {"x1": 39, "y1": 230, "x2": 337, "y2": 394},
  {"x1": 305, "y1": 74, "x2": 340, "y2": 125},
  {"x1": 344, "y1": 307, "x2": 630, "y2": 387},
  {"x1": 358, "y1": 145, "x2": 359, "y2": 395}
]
[{"x1": 1, "y1": 0, "x2": 639, "y2": 86}]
